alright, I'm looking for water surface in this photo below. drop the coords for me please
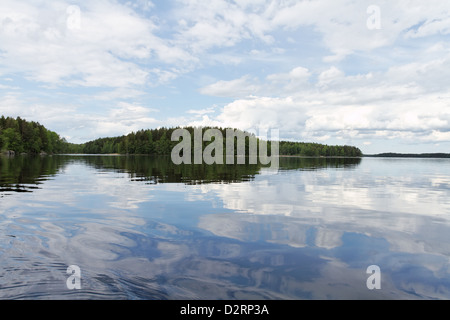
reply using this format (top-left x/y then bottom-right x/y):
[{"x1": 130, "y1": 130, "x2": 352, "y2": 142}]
[{"x1": 0, "y1": 155, "x2": 449, "y2": 299}]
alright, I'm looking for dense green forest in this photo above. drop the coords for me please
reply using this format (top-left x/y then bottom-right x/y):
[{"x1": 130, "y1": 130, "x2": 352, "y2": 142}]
[
  {"x1": 1, "y1": 116, "x2": 363, "y2": 157},
  {"x1": 0, "y1": 116, "x2": 80, "y2": 154},
  {"x1": 278, "y1": 141, "x2": 362, "y2": 157},
  {"x1": 82, "y1": 126, "x2": 363, "y2": 157}
]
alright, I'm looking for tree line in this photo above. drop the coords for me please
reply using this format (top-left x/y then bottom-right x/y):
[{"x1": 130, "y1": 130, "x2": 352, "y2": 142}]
[
  {"x1": 81, "y1": 126, "x2": 363, "y2": 157},
  {"x1": 0, "y1": 116, "x2": 78, "y2": 154},
  {"x1": 367, "y1": 153, "x2": 450, "y2": 158},
  {"x1": 1, "y1": 116, "x2": 363, "y2": 157},
  {"x1": 278, "y1": 141, "x2": 362, "y2": 157}
]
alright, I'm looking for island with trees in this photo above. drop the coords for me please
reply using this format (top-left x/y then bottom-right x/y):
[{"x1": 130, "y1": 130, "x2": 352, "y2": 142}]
[
  {"x1": 365, "y1": 153, "x2": 450, "y2": 158},
  {"x1": 78, "y1": 126, "x2": 364, "y2": 157},
  {"x1": 1, "y1": 115, "x2": 364, "y2": 158},
  {"x1": 3, "y1": 115, "x2": 449, "y2": 159}
]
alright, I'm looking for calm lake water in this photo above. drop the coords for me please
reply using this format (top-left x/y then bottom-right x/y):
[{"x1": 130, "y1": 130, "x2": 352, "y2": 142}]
[{"x1": 0, "y1": 155, "x2": 449, "y2": 300}]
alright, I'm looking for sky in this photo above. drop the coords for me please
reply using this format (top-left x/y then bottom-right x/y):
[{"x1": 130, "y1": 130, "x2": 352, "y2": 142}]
[{"x1": 0, "y1": 0, "x2": 449, "y2": 154}]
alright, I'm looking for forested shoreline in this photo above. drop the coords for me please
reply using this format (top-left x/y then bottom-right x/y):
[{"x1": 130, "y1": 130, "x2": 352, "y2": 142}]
[
  {"x1": 0, "y1": 116, "x2": 77, "y2": 154},
  {"x1": 80, "y1": 126, "x2": 363, "y2": 157},
  {"x1": 365, "y1": 153, "x2": 450, "y2": 158},
  {"x1": 1, "y1": 116, "x2": 363, "y2": 157}
]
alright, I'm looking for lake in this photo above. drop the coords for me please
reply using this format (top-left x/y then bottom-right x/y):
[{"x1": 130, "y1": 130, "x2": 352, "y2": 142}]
[{"x1": 0, "y1": 155, "x2": 449, "y2": 300}]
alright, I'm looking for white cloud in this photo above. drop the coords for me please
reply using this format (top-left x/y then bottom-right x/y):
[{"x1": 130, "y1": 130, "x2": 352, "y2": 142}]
[
  {"x1": 0, "y1": 90, "x2": 160, "y2": 142},
  {"x1": 1, "y1": 0, "x2": 450, "y2": 150},
  {"x1": 199, "y1": 75, "x2": 260, "y2": 98},
  {"x1": 0, "y1": 0, "x2": 193, "y2": 88},
  {"x1": 187, "y1": 107, "x2": 216, "y2": 115},
  {"x1": 76, "y1": 102, "x2": 160, "y2": 139},
  {"x1": 269, "y1": 0, "x2": 450, "y2": 61},
  {"x1": 266, "y1": 67, "x2": 311, "y2": 93},
  {"x1": 195, "y1": 54, "x2": 450, "y2": 149},
  {"x1": 199, "y1": 67, "x2": 312, "y2": 99},
  {"x1": 214, "y1": 96, "x2": 305, "y2": 133},
  {"x1": 317, "y1": 66, "x2": 345, "y2": 88},
  {"x1": 172, "y1": 0, "x2": 275, "y2": 55}
]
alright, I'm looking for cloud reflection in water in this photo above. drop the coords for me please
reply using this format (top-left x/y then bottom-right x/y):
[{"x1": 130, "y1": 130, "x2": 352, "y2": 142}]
[{"x1": 0, "y1": 155, "x2": 449, "y2": 299}]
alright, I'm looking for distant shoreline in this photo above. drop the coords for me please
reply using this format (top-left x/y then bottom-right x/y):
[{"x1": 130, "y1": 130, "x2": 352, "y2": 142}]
[
  {"x1": 3, "y1": 153, "x2": 449, "y2": 159},
  {"x1": 363, "y1": 153, "x2": 450, "y2": 159}
]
